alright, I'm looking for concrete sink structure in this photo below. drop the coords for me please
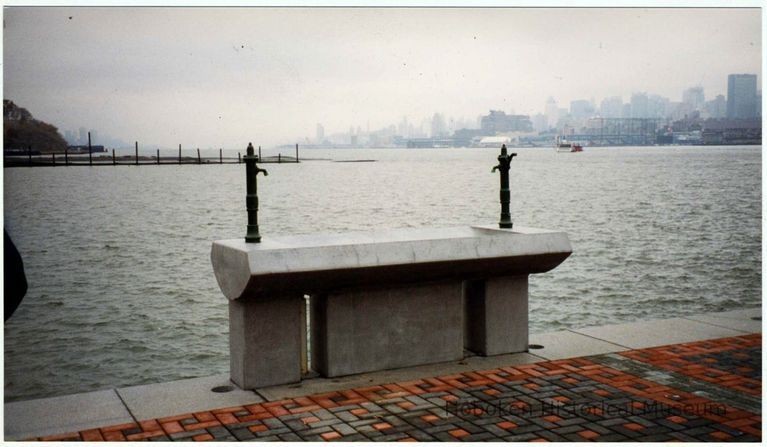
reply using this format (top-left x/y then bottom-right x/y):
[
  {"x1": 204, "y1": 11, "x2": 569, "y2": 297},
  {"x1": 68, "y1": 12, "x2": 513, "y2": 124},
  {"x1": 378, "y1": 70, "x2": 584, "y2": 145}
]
[{"x1": 212, "y1": 225, "x2": 571, "y2": 389}]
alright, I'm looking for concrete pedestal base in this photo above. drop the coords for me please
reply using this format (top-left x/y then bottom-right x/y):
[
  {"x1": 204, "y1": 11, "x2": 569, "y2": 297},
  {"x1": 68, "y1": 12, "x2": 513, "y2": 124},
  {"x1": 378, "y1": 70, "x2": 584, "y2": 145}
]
[
  {"x1": 229, "y1": 296, "x2": 303, "y2": 389},
  {"x1": 311, "y1": 281, "x2": 464, "y2": 377},
  {"x1": 213, "y1": 225, "x2": 571, "y2": 387},
  {"x1": 465, "y1": 275, "x2": 528, "y2": 356}
]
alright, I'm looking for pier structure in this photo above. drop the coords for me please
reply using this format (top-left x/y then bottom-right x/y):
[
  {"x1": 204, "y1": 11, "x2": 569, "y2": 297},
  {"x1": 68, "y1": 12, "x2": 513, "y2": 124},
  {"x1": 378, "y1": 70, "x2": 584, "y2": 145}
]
[
  {"x1": 3, "y1": 144, "x2": 301, "y2": 167},
  {"x1": 563, "y1": 118, "x2": 663, "y2": 146}
]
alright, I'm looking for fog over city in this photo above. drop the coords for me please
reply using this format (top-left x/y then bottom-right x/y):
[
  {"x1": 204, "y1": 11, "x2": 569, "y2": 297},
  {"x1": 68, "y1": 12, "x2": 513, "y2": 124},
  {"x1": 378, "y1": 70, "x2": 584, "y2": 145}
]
[{"x1": 3, "y1": 7, "x2": 762, "y2": 148}]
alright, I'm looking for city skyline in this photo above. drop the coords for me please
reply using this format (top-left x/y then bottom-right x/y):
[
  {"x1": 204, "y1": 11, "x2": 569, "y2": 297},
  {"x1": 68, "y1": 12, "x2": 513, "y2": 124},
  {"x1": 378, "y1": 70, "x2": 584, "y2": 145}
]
[
  {"x1": 4, "y1": 7, "x2": 762, "y2": 148},
  {"x1": 303, "y1": 75, "x2": 758, "y2": 146}
]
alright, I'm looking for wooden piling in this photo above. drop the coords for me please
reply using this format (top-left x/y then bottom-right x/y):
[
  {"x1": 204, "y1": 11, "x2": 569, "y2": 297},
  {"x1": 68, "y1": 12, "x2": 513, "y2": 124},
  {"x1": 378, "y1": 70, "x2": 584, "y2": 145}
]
[
  {"x1": 278, "y1": 153, "x2": 281, "y2": 163},
  {"x1": 258, "y1": 146, "x2": 261, "y2": 162},
  {"x1": 219, "y1": 148, "x2": 223, "y2": 164},
  {"x1": 178, "y1": 144, "x2": 182, "y2": 164},
  {"x1": 197, "y1": 148, "x2": 201, "y2": 164},
  {"x1": 135, "y1": 141, "x2": 139, "y2": 165},
  {"x1": 238, "y1": 152, "x2": 241, "y2": 163},
  {"x1": 157, "y1": 149, "x2": 160, "y2": 164},
  {"x1": 52, "y1": 153, "x2": 56, "y2": 166},
  {"x1": 27, "y1": 146, "x2": 32, "y2": 166},
  {"x1": 296, "y1": 143, "x2": 299, "y2": 162},
  {"x1": 88, "y1": 132, "x2": 92, "y2": 166},
  {"x1": 112, "y1": 149, "x2": 116, "y2": 165},
  {"x1": 65, "y1": 147, "x2": 69, "y2": 165}
]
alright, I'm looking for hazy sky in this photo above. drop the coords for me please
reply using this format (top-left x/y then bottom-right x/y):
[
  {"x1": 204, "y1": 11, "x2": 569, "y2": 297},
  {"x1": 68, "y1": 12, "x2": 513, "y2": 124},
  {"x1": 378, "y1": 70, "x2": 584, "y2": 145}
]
[{"x1": 3, "y1": 7, "x2": 762, "y2": 148}]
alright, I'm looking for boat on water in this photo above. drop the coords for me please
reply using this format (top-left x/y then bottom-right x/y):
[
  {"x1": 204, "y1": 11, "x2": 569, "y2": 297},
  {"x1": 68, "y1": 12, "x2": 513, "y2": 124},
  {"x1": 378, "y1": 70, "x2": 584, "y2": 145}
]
[{"x1": 554, "y1": 137, "x2": 583, "y2": 153}]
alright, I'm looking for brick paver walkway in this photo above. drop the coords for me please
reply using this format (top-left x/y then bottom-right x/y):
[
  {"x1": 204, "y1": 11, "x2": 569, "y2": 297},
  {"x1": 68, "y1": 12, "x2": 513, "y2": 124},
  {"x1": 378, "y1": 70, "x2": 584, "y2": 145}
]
[{"x1": 37, "y1": 334, "x2": 761, "y2": 442}]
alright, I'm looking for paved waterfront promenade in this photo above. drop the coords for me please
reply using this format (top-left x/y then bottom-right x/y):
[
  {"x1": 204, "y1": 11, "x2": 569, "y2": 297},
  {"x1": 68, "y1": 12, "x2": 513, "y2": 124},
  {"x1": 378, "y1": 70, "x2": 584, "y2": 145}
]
[{"x1": 6, "y1": 308, "x2": 761, "y2": 442}]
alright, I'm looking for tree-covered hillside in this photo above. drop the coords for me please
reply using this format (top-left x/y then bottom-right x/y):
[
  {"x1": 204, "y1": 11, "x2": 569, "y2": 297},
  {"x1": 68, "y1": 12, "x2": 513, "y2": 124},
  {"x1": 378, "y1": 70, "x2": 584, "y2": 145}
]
[{"x1": 4, "y1": 100, "x2": 68, "y2": 153}]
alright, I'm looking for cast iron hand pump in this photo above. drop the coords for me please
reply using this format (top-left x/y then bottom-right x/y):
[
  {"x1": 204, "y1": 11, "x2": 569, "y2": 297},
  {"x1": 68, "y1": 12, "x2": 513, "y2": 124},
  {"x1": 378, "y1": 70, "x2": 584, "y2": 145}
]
[
  {"x1": 244, "y1": 142, "x2": 268, "y2": 243},
  {"x1": 491, "y1": 144, "x2": 517, "y2": 229}
]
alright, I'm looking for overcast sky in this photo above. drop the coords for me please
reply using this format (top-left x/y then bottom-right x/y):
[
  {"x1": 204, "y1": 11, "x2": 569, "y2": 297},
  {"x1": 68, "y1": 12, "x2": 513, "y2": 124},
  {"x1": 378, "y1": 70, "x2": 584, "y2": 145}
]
[{"x1": 3, "y1": 7, "x2": 762, "y2": 148}]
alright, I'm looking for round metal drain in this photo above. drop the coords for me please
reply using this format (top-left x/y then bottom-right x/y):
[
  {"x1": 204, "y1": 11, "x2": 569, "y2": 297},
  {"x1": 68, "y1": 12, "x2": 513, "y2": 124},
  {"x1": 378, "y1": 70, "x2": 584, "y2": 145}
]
[
  {"x1": 751, "y1": 316, "x2": 761, "y2": 321},
  {"x1": 211, "y1": 385, "x2": 234, "y2": 393},
  {"x1": 528, "y1": 344, "x2": 545, "y2": 350}
]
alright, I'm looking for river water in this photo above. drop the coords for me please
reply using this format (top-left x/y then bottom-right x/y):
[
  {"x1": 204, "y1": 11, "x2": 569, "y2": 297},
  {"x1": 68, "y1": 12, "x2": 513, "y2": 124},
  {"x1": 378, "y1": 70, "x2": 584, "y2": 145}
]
[{"x1": 3, "y1": 146, "x2": 761, "y2": 402}]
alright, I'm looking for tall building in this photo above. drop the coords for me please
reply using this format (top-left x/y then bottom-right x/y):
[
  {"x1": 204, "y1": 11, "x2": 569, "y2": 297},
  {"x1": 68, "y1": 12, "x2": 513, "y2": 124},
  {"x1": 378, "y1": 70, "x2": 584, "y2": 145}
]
[
  {"x1": 545, "y1": 97, "x2": 558, "y2": 130},
  {"x1": 600, "y1": 96, "x2": 623, "y2": 118},
  {"x1": 430, "y1": 113, "x2": 447, "y2": 137},
  {"x1": 569, "y1": 99, "x2": 594, "y2": 119},
  {"x1": 532, "y1": 113, "x2": 548, "y2": 132},
  {"x1": 648, "y1": 95, "x2": 670, "y2": 118},
  {"x1": 727, "y1": 74, "x2": 758, "y2": 119},
  {"x1": 682, "y1": 86, "x2": 705, "y2": 111},
  {"x1": 398, "y1": 117, "x2": 409, "y2": 137},
  {"x1": 621, "y1": 103, "x2": 632, "y2": 119},
  {"x1": 630, "y1": 93, "x2": 649, "y2": 118},
  {"x1": 704, "y1": 95, "x2": 727, "y2": 119},
  {"x1": 316, "y1": 123, "x2": 325, "y2": 143}
]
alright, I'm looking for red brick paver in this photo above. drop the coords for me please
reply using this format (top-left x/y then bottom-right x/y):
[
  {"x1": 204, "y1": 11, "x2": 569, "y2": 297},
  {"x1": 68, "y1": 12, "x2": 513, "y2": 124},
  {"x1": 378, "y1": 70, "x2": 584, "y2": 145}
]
[{"x1": 29, "y1": 334, "x2": 761, "y2": 442}]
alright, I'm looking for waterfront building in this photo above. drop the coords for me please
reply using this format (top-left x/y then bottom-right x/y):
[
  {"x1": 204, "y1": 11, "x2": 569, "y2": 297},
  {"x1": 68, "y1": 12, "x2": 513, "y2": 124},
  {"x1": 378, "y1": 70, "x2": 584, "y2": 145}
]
[
  {"x1": 727, "y1": 74, "x2": 758, "y2": 119},
  {"x1": 478, "y1": 135, "x2": 512, "y2": 147},
  {"x1": 480, "y1": 110, "x2": 533, "y2": 135}
]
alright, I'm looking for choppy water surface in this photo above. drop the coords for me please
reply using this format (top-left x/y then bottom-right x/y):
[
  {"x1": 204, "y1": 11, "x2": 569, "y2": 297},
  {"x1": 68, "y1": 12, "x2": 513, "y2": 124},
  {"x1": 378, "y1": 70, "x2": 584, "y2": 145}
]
[{"x1": 4, "y1": 146, "x2": 761, "y2": 401}]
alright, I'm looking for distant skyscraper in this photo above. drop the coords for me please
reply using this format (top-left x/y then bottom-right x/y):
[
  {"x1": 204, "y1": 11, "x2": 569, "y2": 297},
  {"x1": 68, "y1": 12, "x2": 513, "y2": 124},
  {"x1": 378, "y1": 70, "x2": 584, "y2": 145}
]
[
  {"x1": 569, "y1": 99, "x2": 593, "y2": 119},
  {"x1": 648, "y1": 95, "x2": 670, "y2": 118},
  {"x1": 532, "y1": 113, "x2": 547, "y2": 132},
  {"x1": 600, "y1": 96, "x2": 623, "y2": 118},
  {"x1": 630, "y1": 93, "x2": 649, "y2": 118},
  {"x1": 398, "y1": 117, "x2": 408, "y2": 137},
  {"x1": 705, "y1": 95, "x2": 727, "y2": 119},
  {"x1": 430, "y1": 113, "x2": 447, "y2": 137},
  {"x1": 316, "y1": 123, "x2": 325, "y2": 143},
  {"x1": 621, "y1": 103, "x2": 632, "y2": 119},
  {"x1": 78, "y1": 127, "x2": 87, "y2": 144},
  {"x1": 545, "y1": 97, "x2": 558, "y2": 130},
  {"x1": 727, "y1": 74, "x2": 758, "y2": 119},
  {"x1": 682, "y1": 86, "x2": 705, "y2": 111}
]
